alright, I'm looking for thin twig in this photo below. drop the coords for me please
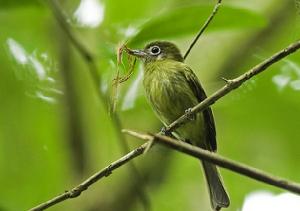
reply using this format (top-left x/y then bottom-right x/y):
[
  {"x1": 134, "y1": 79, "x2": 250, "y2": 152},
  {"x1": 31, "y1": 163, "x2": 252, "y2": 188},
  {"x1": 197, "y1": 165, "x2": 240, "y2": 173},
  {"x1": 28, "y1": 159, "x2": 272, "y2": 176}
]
[
  {"x1": 123, "y1": 130, "x2": 300, "y2": 194},
  {"x1": 28, "y1": 39, "x2": 300, "y2": 211},
  {"x1": 183, "y1": 0, "x2": 222, "y2": 60}
]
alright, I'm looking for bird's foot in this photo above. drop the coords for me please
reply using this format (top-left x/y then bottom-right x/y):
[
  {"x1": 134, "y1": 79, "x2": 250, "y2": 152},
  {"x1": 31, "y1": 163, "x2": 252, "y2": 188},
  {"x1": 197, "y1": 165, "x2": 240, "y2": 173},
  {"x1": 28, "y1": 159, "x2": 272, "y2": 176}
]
[
  {"x1": 160, "y1": 126, "x2": 171, "y2": 136},
  {"x1": 185, "y1": 108, "x2": 196, "y2": 121}
]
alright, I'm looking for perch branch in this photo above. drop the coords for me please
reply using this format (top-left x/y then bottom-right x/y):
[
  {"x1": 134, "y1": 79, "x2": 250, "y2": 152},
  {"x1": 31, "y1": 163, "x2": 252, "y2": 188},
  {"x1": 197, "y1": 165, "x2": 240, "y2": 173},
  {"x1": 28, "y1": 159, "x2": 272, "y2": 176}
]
[{"x1": 123, "y1": 130, "x2": 300, "y2": 194}]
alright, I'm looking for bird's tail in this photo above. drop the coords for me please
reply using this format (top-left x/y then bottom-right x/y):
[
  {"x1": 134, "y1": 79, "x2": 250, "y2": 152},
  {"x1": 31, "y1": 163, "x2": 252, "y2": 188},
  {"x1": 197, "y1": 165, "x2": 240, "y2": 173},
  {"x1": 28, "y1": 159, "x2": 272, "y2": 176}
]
[{"x1": 202, "y1": 161, "x2": 230, "y2": 211}]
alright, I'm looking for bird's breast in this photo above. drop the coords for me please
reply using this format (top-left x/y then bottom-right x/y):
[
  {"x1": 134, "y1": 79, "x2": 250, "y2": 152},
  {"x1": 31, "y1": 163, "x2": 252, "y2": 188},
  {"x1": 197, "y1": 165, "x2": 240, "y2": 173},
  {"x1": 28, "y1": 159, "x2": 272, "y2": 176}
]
[{"x1": 143, "y1": 65, "x2": 198, "y2": 124}]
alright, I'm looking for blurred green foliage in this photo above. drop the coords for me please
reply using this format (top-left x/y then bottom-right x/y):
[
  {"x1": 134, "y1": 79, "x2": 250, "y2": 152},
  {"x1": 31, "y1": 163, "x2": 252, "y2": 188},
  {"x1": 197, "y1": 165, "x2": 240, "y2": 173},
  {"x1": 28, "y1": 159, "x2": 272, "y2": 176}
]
[
  {"x1": 130, "y1": 5, "x2": 266, "y2": 45},
  {"x1": 0, "y1": 0, "x2": 300, "y2": 211}
]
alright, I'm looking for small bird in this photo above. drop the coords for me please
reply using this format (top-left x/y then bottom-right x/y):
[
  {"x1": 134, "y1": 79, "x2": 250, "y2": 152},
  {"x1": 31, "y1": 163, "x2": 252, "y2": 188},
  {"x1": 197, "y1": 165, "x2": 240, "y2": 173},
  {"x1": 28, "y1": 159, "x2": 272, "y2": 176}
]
[{"x1": 127, "y1": 41, "x2": 230, "y2": 211}]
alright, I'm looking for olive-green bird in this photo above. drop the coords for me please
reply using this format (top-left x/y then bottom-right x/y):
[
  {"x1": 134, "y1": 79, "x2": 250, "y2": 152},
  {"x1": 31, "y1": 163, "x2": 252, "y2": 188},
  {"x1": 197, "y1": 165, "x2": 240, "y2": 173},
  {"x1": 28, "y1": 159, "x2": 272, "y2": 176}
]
[{"x1": 128, "y1": 41, "x2": 230, "y2": 211}]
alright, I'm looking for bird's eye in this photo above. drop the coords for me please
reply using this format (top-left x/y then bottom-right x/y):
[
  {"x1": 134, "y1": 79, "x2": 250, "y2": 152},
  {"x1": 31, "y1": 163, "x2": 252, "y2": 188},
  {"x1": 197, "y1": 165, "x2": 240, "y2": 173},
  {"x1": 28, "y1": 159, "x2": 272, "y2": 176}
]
[{"x1": 150, "y1": 46, "x2": 161, "y2": 55}]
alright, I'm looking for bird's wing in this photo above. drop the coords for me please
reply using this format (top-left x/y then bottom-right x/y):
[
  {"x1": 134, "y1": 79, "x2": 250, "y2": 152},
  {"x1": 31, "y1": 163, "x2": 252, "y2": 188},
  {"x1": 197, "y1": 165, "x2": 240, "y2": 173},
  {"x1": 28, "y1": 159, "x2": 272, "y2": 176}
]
[{"x1": 181, "y1": 65, "x2": 217, "y2": 151}]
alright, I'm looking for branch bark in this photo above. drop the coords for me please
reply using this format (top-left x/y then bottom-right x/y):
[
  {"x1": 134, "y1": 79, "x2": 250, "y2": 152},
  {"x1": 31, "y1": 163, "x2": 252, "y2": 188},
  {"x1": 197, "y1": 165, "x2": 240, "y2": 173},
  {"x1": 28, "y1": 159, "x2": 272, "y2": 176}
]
[
  {"x1": 123, "y1": 130, "x2": 300, "y2": 194},
  {"x1": 28, "y1": 39, "x2": 300, "y2": 211}
]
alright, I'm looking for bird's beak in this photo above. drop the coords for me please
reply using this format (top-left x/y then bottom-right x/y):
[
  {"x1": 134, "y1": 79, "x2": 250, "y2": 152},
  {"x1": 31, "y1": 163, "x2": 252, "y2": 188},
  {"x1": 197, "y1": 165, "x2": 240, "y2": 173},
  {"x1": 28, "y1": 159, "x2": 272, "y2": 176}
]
[{"x1": 126, "y1": 48, "x2": 147, "y2": 58}]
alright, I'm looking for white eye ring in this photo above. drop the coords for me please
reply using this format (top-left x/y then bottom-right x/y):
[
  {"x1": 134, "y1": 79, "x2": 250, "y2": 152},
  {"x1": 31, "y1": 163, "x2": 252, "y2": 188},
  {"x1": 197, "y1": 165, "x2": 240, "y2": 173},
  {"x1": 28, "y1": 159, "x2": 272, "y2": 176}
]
[{"x1": 149, "y1": 46, "x2": 161, "y2": 55}]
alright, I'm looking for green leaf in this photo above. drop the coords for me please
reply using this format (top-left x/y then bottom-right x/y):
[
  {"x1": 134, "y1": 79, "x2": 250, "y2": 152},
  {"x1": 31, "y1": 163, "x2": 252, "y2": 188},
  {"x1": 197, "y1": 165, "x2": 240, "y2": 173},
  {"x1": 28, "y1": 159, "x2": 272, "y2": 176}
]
[{"x1": 129, "y1": 5, "x2": 267, "y2": 46}]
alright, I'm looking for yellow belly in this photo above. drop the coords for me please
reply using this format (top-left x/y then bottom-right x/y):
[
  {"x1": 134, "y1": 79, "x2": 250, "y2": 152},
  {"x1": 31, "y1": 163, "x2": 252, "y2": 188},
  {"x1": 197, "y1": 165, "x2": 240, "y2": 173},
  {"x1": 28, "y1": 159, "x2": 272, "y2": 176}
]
[{"x1": 143, "y1": 68, "x2": 206, "y2": 146}]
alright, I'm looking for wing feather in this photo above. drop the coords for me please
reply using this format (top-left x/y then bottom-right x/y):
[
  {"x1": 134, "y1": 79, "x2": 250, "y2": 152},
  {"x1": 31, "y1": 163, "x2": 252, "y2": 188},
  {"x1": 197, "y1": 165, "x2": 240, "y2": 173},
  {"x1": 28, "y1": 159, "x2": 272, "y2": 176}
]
[{"x1": 180, "y1": 66, "x2": 217, "y2": 151}]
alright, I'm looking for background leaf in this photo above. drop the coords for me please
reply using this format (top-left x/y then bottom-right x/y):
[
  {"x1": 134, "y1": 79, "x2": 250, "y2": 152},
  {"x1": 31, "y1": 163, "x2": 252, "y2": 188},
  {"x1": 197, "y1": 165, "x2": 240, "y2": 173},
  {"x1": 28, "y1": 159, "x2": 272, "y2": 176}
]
[{"x1": 129, "y1": 5, "x2": 267, "y2": 46}]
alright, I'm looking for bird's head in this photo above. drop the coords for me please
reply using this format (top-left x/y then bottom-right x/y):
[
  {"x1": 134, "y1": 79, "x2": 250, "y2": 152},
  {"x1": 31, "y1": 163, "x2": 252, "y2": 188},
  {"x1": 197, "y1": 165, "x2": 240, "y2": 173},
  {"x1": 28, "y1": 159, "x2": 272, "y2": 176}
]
[{"x1": 127, "y1": 41, "x2": 184, "y2": 63}]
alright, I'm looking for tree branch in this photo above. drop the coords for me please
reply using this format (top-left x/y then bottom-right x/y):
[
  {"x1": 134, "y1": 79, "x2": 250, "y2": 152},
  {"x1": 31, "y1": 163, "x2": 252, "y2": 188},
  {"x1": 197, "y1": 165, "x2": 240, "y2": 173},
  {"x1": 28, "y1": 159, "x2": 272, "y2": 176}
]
[
  {"x1": 29, "y1": 143, "x2": 148, "y2": 211},
  {"x1": 183, "y1": 0, "x2": 222, "y2": 60},
  {"x1": 28, "y1": 39, "x2": 300, "y2": 211},
  {"x1": 123, "y1": 130, "x2": 300, "y2": 194},
  {"x1": 165, "y1": 40, "x2": 300, "y2": 133}
]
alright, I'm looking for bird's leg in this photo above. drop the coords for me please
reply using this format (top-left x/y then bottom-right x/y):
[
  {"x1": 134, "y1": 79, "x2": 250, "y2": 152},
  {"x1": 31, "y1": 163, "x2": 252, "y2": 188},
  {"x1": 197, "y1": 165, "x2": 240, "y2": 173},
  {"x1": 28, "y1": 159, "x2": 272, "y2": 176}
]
[
  {"x1": 144, "y1": 126, "x2": 173, "y2": 154},
  {"x1": 185, "y1": 108, "x2": 196, "y2": 121},
  {"x1": 185, "y1": 139, "x2": 193, "y2": 145},
  {"x1": 144, "y1": 127, "x2": 170, "y2": 154}
]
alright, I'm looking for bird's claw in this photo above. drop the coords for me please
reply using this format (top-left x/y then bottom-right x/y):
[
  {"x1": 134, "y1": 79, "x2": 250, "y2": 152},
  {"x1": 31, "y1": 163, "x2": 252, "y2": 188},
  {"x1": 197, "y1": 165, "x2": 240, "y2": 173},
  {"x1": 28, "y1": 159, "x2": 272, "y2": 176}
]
[
  {"x1": 160, "y1": 126, "x2": 171, "y2": 136},
  {"x1": 185, "y1": 108, "x2": 196, "y2": 121}
]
